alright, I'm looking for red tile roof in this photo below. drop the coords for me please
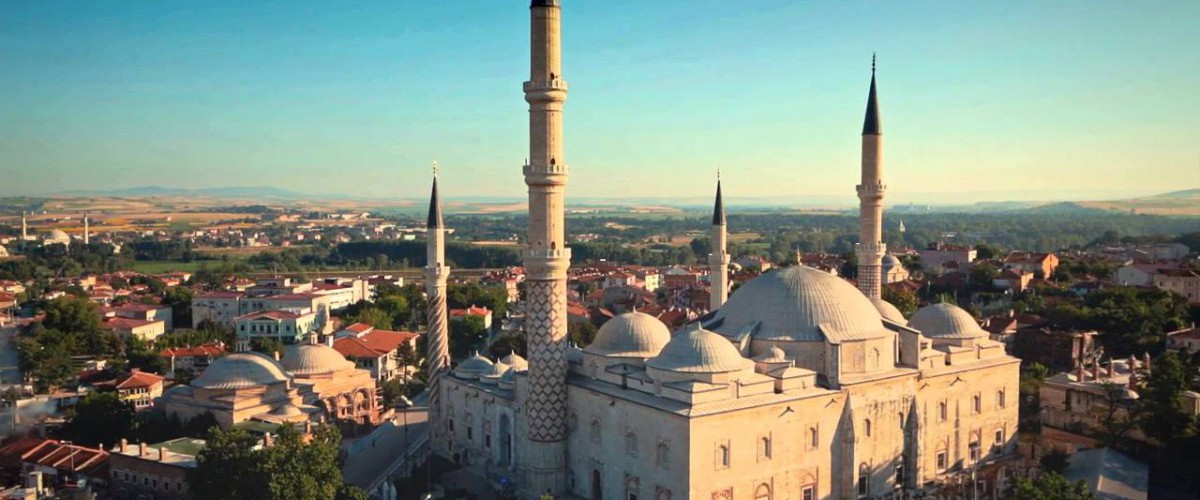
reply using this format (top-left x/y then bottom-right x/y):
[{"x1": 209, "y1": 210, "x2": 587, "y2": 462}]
[
  {"x1": 197, "y1": 291, "x2": 244, "y2": 299},
  {"x1": 237, "y1": 310, "x2": 307, "y2": 321},
  {"x1": 160, "y1": 343, "x2": 225, "y2": 358},
  {"x1": 101, "y1": 317, "x2": 160, "y2": 331},
  {"x1": 333, "y1": 329, "x2": 418, "y2": 359},
  {"x1": 450, "y1": 305, "x2": 491, "y2": 317},
  {"x1": 116, "y1": 370, "x2": 164, "y2": 390},
  {"x1": 343, "y1": 322, "x2": 373, "y2": 334}
]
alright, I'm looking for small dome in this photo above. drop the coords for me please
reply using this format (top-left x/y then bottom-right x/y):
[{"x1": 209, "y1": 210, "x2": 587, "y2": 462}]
[
  {"x1": 281, "y1": 344, "x2": 355, "y2": 376},
  {"x1": 480, "y1": 362, "x2": 511, "y2": 384},
  {"x1": 755, "y1": 345, "x2": 788, "y2": 362},
  {"x1": 500, "y1": 353, "x2": 528, "y2": 371},
  {"x1": 164, "y1": 384, "x2": 194, "y2": 397},
  {"x1": 882, "y1": 254, "x2": 902, "y2": 270},
  {"x1": 269, "y1": 402, "x2": 304, "y2": 417},
  {"x1": 647, "y1": 325, "x2": 753, "y2": 374},
  {"x1": 870, "y1": 297, "x2": 906, "y2": 324},
  {"x1": 193, "y1": 352, "x2": 290, "y2": 390},
  {"x1": 584, "y1": 312, "x2": 671, "y2": 358},
  {"x1": 709, "y1": 266, "x2": 888, "y2": 343},
  {"x1": 454, "y1": 353, "x2": 494, "y2": 378},
  {"x1": 909, "y1": 303, "x2": 988, "y2": 339},
  {"x1": 44, "y1": 229, "x2": 70, "y2": 244}
]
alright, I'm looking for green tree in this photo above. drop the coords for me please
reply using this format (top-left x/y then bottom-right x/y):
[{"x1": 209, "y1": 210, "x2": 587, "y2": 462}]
[
  {"x1": 1138, "y1": 351, "x2": 1195, "y2": 444},
  {"x1": 190, "y1": 424, "x2": 359, "y2": 500},
  {"x1": 881, "y1": 287, "x2": 919, "y2": 317},
  {"x1": 61, "y1": 392, "x2": 134, "y2": 448},
  {"x1": 568, "y1": 321, "x2": 598, "y2": 348},
  {"x1": 1012, "y1": 472, "x2": 1095, "y2": 500},
  {"x1": 189, "y1": 427, "x2": 268, "y2": 499},
  {"x1": 162, "y1": 286, "x2": 194, "y2": 328},
  {"x1": 450, "y1": 315, "x2": 487, "y2": 359}
]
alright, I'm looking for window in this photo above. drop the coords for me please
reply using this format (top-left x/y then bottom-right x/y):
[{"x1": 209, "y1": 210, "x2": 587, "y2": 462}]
[
  {"x1": 485, "y1": 433, "x2": 492, "y2": 449},
  {"x1": 802, "y1": 486, "x2": 815, "y2": 500},
  {"x1": 899, "y1": 412, "x2": 905, "y2": 430},
  {"x1": 969, "y1": 439, "x2": 981, "y2": 462},
  {"x1": 716, "y1": 442, "x2": 731, "y2": 469},
  {"x1": 939, "y1": 401, "x2": 948, "y2": 422},
  {"x1": 857, "y1": 463, "x2": 870, "y2": 497},
  {"x1": 758, "y1": 435, "x2": 772, "y2": 461},
  {"x1": 936, "y1": 450, "x2": 948, "y2": 471},
  {"x1": 973, "y1": 394, "x2": 982, "y2": 414},
  {"x1": 998, "y1": 389, "x2": 1007, "y2": 408},
  {"x1": 754, "y1": 483, "x2": 772, "y2": 500},
  {"x1": 626, "y1": 432, "x2": 638, "y2": 457},
  {"x1": 656, "y1": 442, "x2": 670, "y2": 469},
  {"x1": 864, "y1": 419, "x2": 872, "y2": 437},
  {"x1": 807, "y1": 426, "x2": 819, "y2": 450},
  {"x1": 590, "y1": 420, "x2": 601, "y2": 444},
  {"x1": 994, "y1": 429, "x2": 1005, "y2": 452}
]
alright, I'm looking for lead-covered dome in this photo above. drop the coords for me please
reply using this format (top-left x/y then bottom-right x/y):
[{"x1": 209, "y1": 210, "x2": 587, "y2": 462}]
[
  {"x1": 909, "y1": 303, "x2": 987, "y2": 339},
  {"x1": 647, "y1": 325, "x2": 753, "y2": 374},
  {"x1": 584, "y1": 312, "x2": 671, "y2": 358},
  {"x1": 709, "y1": 266, "x2": 889, "y2": 342},
  {"x1": 870, "y1": 297, "x2": 906, "y2": 324},
  {"x1": 500, "y1": 353, "x2": 528, "y2": 371},
  {"x1": 454, "y1": 353, "x2": 494, "y2": 379},
  {"x1": 281, "y1": 344, "x2": 355, "y2": 376},
  {"x1": 193, "y1": 352, "x2": 290, "y2": 389}
]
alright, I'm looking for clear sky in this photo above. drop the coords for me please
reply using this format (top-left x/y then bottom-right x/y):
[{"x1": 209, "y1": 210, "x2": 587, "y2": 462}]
[{"x1": 2, "y1": 1, "x2": 1197, "y2": 203}]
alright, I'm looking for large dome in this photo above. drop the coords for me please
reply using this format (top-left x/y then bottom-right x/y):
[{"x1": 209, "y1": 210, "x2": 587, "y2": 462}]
[
  {"x1": 584, "y1": 312, "x2": 671, "y2": 358},
  {"x1": 193, "y1": 352, "x2": 290, "y2": 390},
  {"x1": 709, "y1": 266, "x2": 888, "y2": 342},
  {"x1": 647, "y1": 325, "x2": 753, "y2": 374},
  {"x1": 870, "y1": 297, "x2": 906, "y2": 324},
  {"x1": 908, "y1": 303, "x2": 987, "y2": 339},
  {"x1": 281, "y1": 344, "x2": 356, "y2": 376}
]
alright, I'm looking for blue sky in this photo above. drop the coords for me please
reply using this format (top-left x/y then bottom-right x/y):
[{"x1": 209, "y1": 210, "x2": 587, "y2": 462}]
[{"x1": 1, "y1": 1, "x2": 1197, "y2": 203}]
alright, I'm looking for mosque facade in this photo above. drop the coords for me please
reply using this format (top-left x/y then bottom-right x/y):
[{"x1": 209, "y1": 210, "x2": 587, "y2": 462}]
[{"x1": 426, "y1": 2, "x2": 1020, "y2": 499}]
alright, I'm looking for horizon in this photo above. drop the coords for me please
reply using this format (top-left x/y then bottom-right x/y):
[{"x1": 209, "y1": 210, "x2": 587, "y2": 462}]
[{"x1": 3, "y1": 1, "x2": 1199, "y2": 201}]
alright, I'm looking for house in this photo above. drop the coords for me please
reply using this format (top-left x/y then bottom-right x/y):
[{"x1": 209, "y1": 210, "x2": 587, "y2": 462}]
[
  {"x1": 1013, "y1": 327, "x2": 1098, "y2": 371},
  {"x1": 449, "y1": 305, "x2": 493, "y2": 329},
  {"x1": 331, "y1": 323, "x2": 420, "y2": 383},
  {"x1": 1153, "y1": 268, "x2": 1200, "y2": 303},
  {"x1": 991, "y1": 269, "x2": 1033, "y2": 293},
  {"x1": 103, "y1": 303, "x2": 174, "y2": 332},
  {"x1": 918, "y1": 243, "x2": 976, "y2": 274},
  {"x1": 234, "y1": 309, "x2": 317, "y2": 345},
  {"x1": 1112, "y1": 263, "x2": 1168, "y2": 287},
  {"x1": 1003, "y1": 252, "x2": 1059, "y2": 278},
  {"x1": 108, "y1": 438, "x2": 202, "y2": 500},
  {"x1": 1166, "y1": 326, "x2": 1200, "y2": 354},
  {"x1": 160, "y1": 343, "x2": 225, "y2": 379},
  {"x1": 0, "y1": 439, "x2": 109, "y2": 490},
  {"x1": 115, "y1": 370, "x2": 165, "y2": 411},
  {"x1": 102, "y1": 317, "x2": 167, "y2": 343},
  {"x1": 190, "y1": 291, "x2": 245, "y2": 328}
]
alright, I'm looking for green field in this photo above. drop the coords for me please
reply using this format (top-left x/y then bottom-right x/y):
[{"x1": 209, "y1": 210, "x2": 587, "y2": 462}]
[{"x1": 128, "y1": 260, "x2": 207, "y2": 274}]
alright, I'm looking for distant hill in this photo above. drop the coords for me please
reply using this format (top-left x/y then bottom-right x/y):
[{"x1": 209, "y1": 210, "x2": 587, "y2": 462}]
[
  {"x1": 65, "y1": 185, "x2": 315, "y2": 199},
  {"x1": 1075, "y1": 188, "x2": 1200, "y2": 216},
  {"x1": 1142, "y1": 188, "x2": 1200, "y2": 200},
  {"x1": 1020, "y1": 202, "x2": 1115, "y2": 215}
]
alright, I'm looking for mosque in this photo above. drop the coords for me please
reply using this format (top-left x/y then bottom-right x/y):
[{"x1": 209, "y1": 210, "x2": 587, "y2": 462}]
[{"x1": 426, "y1": 2, "x2": 1019, "y2": 499}]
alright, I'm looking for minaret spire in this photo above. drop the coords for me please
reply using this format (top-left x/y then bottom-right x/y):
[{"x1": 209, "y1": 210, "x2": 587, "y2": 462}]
[
  {"x1": 423, "y1": 163, "x2": 451, "y2": 458},
  {"x1": 708, "y1": 173, "x2": 730, "y2": 309},
  {"x1": 83, "y1": 213, "x2": 89, "y2": 245},
  {"x1": 856, "y1": 55, "x2": 887, "y2": 299},
  {"x1": 20, "y1": 211, "x2": 27, "y2": 251},
  {"x1": 523, "y1": 0, "x2": 570, "y2": 494}
]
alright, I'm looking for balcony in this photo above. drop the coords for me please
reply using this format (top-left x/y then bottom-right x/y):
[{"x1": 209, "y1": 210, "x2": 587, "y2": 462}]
[
  {"x1": 524, "y1": 248, "x2": 572, "y2": 261},
  {"x1": 523, "y1": 78, "x2": 569, "y2": 93},
  {"x1": 523, "y1": 162, "x2": 570, "y2": 177}
]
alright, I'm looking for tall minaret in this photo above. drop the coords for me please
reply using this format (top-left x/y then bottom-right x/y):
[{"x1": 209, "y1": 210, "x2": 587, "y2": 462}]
[
  {"x1": 423, "y1": 164, "x2": 451, "y2": 452},
  {"x1": 20, "y1": 211, "x2": 27, "y2": 249},
  {"x1": 523, "y1": 0, "x2": 570, "y2": 494},
  {"x1": 83, "y1": 213, "x2": 89, "y2": 245},
  {"x1": 708, "y1": 174, "x2": 730, "y2": 309},
  {"x1": 856, "y1": 55, "x2": 886, "y2": 299}
]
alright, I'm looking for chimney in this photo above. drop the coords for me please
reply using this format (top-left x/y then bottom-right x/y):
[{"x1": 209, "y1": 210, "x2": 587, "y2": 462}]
[
  {"x1": 1076, "y1": 364, "x2": 1085, "y2": 382},
  {"x1": 1143, "y1": 352, "x2": 1152, "y2": 372},
  {"x1": 304, "y1": 420, "x2": 312, "y2": 435},
  {"x1": 1106, "y1": 358, "x2": 1114, "y2": 378},
  {"x1": 263, "y1": 433, "x2": 273, "y2": 448},
  {"x1": 326, "y1": 335, "x2": 335, "y2": 348},
  {"x1": 119, "y1": 439, "x2": 127, "y2": 453},
  {"x1": 138, "y1": 443, "x2": 146, "y2": 456},
  {"x1": 159, "y1": 447, "x2": 167, "y2": 461},
  {"x1": 1091, "y1": 364, "x2": 1100, "y2": 382},
  {"x1": 273, "y1": 351, "x2": 281, "y2": 361},
  {"x1": 1129, "y1": 354, "x2": 1138, "y2": 371}
]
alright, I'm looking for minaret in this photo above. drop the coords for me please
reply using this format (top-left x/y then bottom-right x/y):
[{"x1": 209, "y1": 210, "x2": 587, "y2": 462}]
[
  {"x1": 20, "y1": 211, "x2": 27, "y2": 250},
  {"x1": 423, "y1": 164, "x2": 451, "y2": 452},
  {"x1": 523, "y1": 0, "x2": 570, "y2": 494},
  {"x1": 83, "y1": 213, "x2": 89, "y2": 245},
  {"x1": 856, "y1": 55, "x2": 886, "y2": 299},
  {"x1": 708, "y1": 174, "x2": 730, "y2": 309}
]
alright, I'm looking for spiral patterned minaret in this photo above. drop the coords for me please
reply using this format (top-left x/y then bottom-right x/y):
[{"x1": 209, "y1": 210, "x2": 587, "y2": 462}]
[
  {"x1": 523, "y1": 0, "x2": 570, "y2": 494},
  {"x1": 423, "y1": 169, "x2": 451, "y2": 452},
  {"x1": 857, "y1": 56, "x2": 886, "y2": 300},
  {"x1": 709, "y1": 175, "x2": 729, "y2": 310},
  {"x1": 83, "y1": 213, "x2": 89, "y2": 245}
]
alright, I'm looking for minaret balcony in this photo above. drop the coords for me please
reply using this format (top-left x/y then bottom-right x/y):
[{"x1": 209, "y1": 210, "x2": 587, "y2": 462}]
[
  {"x1": 524, "y1": 248, "x2": 572, "y2": 279},
  {"x1": 523, "y1": 162, "x2": 569, "y2": 177},
  {"x1": 523, "y1": 78, "x2": 569, "y2": 93},
  {"x1": 856, "y1": 183, "x2": 887, "y2": 198}
]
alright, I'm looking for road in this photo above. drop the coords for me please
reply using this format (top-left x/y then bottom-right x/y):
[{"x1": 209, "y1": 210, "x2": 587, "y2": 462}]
[{"x1": 342, "y1": 403, "x2": 430, "y2": 494}]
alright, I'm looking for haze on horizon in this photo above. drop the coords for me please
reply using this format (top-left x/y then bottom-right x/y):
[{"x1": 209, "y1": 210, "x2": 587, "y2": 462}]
[{"x1": 2, "y1": 1, "x2": 1198, "y2": 203}]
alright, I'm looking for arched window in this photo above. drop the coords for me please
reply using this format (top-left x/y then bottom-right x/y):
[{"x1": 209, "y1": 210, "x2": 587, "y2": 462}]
[
  {"x1": 997, "y1": 389, "x2": 1007, "y2": 408},
  {"x1": 973, "y1": 394, "x2": 982, "y2": 414},
  {"x1": 716, "y1": 443, "x2": 730, "y2": 469},
  {"x1": 656, "y1": 442, "x2": 669, "y2": 469},
  {"x1": 759, "y1": 436, "x2": 772, "y2": 460},
  {"x1": 939, "y1": 401, "x2": 948, "y2": 421},
  {"x1": 625, "y1": 431, "x2": 638, "y2": 457},
  {"x1": 864, "y1": 419, "x2": 872, "y2": 437},
  {"x1": 898, "y1": 412, "x2": 905, "y2": 429},
  {"x1": 590, "y1": 419, "x2": 601, "y2": 444},
  {"x1": 754, "y1": 483, "x2": 771, "y2": 500},
  {"x1": 808, "y1": 426, "x2": 819, "y2": 450},
  {"x1": 857, "y1": 463, "x2": 870, "y2": 496}
]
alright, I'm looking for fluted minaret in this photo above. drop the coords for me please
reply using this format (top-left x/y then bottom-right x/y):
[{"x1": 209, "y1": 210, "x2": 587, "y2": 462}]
[
  {"x1": 856, "y1": 55, "x2": 886, "y2": 299},
  {"x1": 708, "y1": 176, "x2": 730, "y2": 309},
  {"x1": 522, "y1": 0, "x2": 570, "y2": 494},
  {"x1": 423, "y1": 168, "x2": 451, "y2": 452},
  {"x1": 83, "y1": 213, "x2": 89, "y2": 245},
  {"x1": 20, "y1": 211, "x2": 27, "y2": 251}
]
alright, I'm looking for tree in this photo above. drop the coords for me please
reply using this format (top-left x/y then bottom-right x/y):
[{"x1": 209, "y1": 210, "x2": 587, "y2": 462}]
[
  {"x1": 881, "y1": 287, "x2": 919, "y2": 317},
  {"x1": 975, "y1": 243, "x2": 1001, "y2": 260},
  {"x1": 162, "y1": 286, "x2": 194, "y2": 328},
  {"x1": 1013, "y1": 472, "x2": 1095, "y2": 500},
  {"x1": 449, "y1": 315, "x2": 487, "y2": 358},
  {"x1": 1092, "y1": 381, "x2": 1139, "y2": 447},
  {"x1": 263, "y1": 424, "x2": 343, "y2": 500},
  {"x1": 1138, "y1": 351, "x2": 1195, "y2": 445},
  {"x1": 61, "y1": 392, "x2": 134, "y2": 448},
  {"x1": 335, "y1": 484, "x2": 369, "y2": 500},
  {"x1": 191, "y1": 424, "x2": 361, "y2": 500},
  {"x1": 568, "y1": 321, "x2": 598, "y2": 348},
  {"x1": 189, "y1": 427, "x2": 268, "y2": 500}
]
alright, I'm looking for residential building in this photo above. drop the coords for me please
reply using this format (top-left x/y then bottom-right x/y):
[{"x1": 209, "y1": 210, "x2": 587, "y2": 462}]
[
  {"x1": 234, "y1": 309, "x2": 317, "y2": 345},
  {"x1": 160, "y1": 343, "x2": 225, "y2": 380},
  {"x1": 918, "y1": 243, "x2": 976, "y2": 274},
  {"x1": 1153, "y1": 268, "x2": 1200, "y2": 303},
  {"x1": 449, "y1": 305, "x2": 492, "y2": 330},
  {"x1": 102, "y1": 317, "x2": 166, "y2": 343},
  {"x1": 108, "y1": 438, "x2": 200, "y2": 500},
  {"x1": 1002, "y1": 252, "x2": 1060, "y2": 278},
  {"x1": 332, "y1": 323, "x2": 420, "y2": 383},
  {"x1": 115, "y1": 370, "x2": 165, "y2": 411}
]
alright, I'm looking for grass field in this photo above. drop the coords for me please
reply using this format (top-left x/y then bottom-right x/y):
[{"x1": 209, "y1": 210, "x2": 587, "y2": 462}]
[{"x1": 129, "y1": 260, "x2": 208, "y2": 274}]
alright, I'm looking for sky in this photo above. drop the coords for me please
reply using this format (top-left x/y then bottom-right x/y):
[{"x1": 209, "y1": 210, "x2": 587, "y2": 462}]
[{"x1": 1, "y1": 1, "x2": 1198, "y2": 204}]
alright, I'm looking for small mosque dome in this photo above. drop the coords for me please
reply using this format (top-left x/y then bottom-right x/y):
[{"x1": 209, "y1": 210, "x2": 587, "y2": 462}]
[
  {"x1": 454, "y1": 352, "x2": 494, "y2": 379},
  {"x1": 909, "y1": 303, "x2": 988, "y2": 339},
  {"x1": 584, "y1": 311, "x2": 671, "y2": 358},
  {"x1": 754, "y1": 344, "x2": 789, "y2": 362},
  {"x1": 647, "y1": 325, "x2": 753, "y2": 374},
  {"x1": 193, "y1": 352, "x2": 290, "y2": 390},
  {"x1": 500, "y1": 353, "x2": 528, "y2": 371},
  {"x1": 281, "y1": 344, "x2": 355, "y2": 376},
  {"x1": 881, "y1": 254, "x2": 902, "y2": 271},
  {"x1": 269, "y1": 402, "x2": 304, "y2": 417},
  {"x1": 480, "y1": 362, "x2": 512, "y2": 385},
  {"x1": 870, "y1": 297, "x2": 906, "y2": 324}
]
